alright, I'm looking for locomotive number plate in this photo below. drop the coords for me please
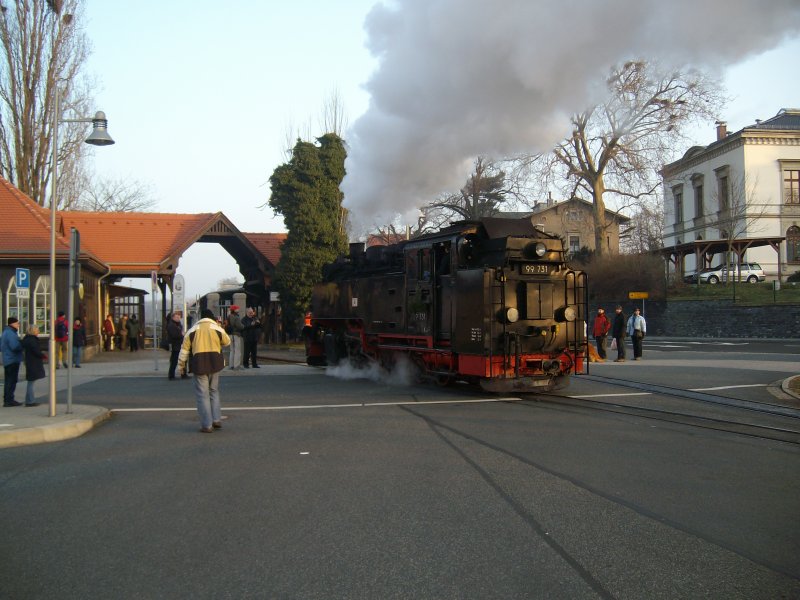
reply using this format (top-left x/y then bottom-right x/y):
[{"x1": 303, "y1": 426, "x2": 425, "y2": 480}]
[{"x1": 521, "y1": 264, "x2": 550, "y2": 275}]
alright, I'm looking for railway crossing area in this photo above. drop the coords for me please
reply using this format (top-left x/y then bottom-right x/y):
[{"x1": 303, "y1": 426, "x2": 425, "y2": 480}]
[{"x1": 2, "y1": 338, "x2": 799, "y2": 598}]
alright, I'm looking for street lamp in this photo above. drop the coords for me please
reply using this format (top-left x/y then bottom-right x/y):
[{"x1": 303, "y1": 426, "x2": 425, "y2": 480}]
[{"x1": 48, "y1": 87, "x2": 114, "y2": 417}]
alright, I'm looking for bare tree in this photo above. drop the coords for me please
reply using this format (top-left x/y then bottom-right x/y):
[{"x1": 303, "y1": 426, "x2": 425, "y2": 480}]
[
  {"x1": 0, "y1": 0, "x2": 93, "y2": 206},
  {"x1": 709, "y1": 172, "x2": 770, "y2": 283},
  {"x1": 520, "y1": 61, "x2": 724, "y2": 256},
  {"x1": 426, "y1": 157, "x2": 517, "y2": 221},
  {"x1": 318, "y1": 87, "x2": 348, "y2": 137},
  {"x1": 74, "y1": 176, "x2": 158, "y2": 212},
  {"x1": 621, "y1": 198, "x2": 665, "y2": 254}
]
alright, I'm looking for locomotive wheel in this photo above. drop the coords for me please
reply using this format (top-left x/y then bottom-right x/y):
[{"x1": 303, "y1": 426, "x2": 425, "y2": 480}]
[
  {"x1": 435, "y1": 374, "x2": 454, "y2": 387},
  {"x1": 549, "y1": 375, "x2": 570, "y2": 391},
  {"x1": 323, "y1": 333, "x2": 345, "y2": 366}
]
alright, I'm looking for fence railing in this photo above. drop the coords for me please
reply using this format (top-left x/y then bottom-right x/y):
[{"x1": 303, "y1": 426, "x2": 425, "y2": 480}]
[{"x1": 667, "y1": 281, "x2": 800, "y2": 304}]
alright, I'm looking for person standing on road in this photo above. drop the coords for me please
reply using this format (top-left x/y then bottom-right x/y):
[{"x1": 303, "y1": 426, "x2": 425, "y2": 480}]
[
  {"x1": 626, "y1": 307, "x2": 647, "y2": 361},
  {"x1": 241, "y1": 308, "x2": 261, "y2": 368},
  {"x1": 612, "y1": 305, "x2": 627, "y2": 362},
  {"x1": 592, "y1": 307, "x2": 611, "y2": 361},
  {"x1": 166, "y1": 311, "x2": 187, "y2": 380},
  {"x1": 178, "y1": 309, "x2": 231, "y2": 433},
  {"x1": 54, "y1": 311, "x2": 69, "y2": 369},
  {"x1": 72, "y1": 317, "x2": 86, "y2": 368},
  {"x1": 227, "y1": 305, "x2": 244, "y2": 370},
  {"x1": 21, "y1": 324, "x2": 45, "y2": 406},
  {"x1": 1, "y1": 317, "x2": 23, "y2": 407}
]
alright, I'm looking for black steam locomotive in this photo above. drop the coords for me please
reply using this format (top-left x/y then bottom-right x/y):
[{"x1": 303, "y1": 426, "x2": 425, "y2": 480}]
[{"x1": 305, "y1": 217, "x2": 587, "y2": 392}]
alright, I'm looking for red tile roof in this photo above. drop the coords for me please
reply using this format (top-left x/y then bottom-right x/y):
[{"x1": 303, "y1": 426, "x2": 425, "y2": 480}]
[
  {"x1": 59, "y1": 211, "x2": 222, "y2": 275},
  {"x1": 243, "y1": 232, "x2": 287, "y2": 266},
  {"x1": 0, "y1": 176, "x2": 286, "y2": 276},
  {"x1": 0, "y1": 176, "x2": 71, "y2": 257},
  {"x1": 367, "y1": 233, "x2": 407, "y2": 247}
]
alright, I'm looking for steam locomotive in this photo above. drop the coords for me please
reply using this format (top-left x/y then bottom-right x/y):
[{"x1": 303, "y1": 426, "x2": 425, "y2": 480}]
[{"x1": 305, "y1": 217, "x2": 587, "y2": 392}]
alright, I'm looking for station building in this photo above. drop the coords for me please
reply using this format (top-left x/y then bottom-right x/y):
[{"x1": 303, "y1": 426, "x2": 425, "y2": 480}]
[{"x1": 0, "y1": 175, "x2": 285, "y2": 355}]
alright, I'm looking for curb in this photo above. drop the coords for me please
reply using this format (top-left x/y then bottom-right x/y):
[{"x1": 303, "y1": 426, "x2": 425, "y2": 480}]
[
  {"x1": 0, "y1": 406, "x2": 111, "y2": 449},
  {"x1": 781, "y1": 376, "x2": 800, "y2": 402}
]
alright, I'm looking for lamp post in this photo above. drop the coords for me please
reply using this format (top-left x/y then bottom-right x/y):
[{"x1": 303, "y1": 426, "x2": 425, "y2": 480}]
[{"x1": 48, "y1": 87, "x2": 114, "y2": 417}]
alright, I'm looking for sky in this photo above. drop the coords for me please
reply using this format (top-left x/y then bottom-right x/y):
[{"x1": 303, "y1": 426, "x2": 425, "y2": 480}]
[{"x1": 81, "y1": 1, "x2": 800, "y2": 299}]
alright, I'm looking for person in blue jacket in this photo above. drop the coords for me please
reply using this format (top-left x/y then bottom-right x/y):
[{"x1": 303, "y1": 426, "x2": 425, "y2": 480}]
[{"x1": 1, "y1": 317, "x2": 24, "y2": 407}]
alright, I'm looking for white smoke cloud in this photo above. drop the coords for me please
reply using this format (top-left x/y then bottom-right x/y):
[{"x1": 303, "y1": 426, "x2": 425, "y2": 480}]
[
  {"x1": 325, "y1": 353, "x2": 417, "y2": 386},
  {"x1": 342, "y1": 0, "x2": 800, "y2": 231}
]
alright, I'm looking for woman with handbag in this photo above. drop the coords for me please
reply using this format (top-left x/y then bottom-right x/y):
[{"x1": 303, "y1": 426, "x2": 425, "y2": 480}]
[{"x1": 626, "y1": 307, "x2": 647, "y2": 361}]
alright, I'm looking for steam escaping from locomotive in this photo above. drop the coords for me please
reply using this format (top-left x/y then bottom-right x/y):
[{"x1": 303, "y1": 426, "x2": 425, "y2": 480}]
[
  {"x1": 341, "y1": 0, "x2": 800, "y2": 230},
  {"x1": 326, "y1": 353, "x2": 417, "y2": 387}
]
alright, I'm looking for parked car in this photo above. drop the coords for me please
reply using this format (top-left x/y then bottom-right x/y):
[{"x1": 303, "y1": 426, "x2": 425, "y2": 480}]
[{"x1": 698, "y1": 262, "x2": 765, "y2": 284}]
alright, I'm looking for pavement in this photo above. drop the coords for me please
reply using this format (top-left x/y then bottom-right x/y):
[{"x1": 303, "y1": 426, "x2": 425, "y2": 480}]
[{"x1": 1, "y1": 340, "x2": 797, "y2": 449}]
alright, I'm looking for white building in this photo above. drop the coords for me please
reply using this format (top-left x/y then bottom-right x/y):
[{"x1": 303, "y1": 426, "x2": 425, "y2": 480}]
[{"x1": 661, "y1": 108, "x2": 800, "y2": 281}]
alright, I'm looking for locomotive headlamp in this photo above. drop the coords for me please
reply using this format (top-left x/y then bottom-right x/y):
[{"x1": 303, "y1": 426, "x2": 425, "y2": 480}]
[
  {"x1": 525, "y1": 241, "x2": 548, "y2": 259},
  {"x1": 554, "y1": 305, "x2": 577, "y2": 322},
  {"x1": 501, "y1": 307, "x2": 519, "y2": 323}
]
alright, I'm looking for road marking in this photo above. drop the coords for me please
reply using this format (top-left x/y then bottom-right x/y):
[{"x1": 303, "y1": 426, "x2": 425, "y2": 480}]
[
  {"x1": 683, "y1": 341, "x2": 749, "y2": 346},
  {"x1": 568, "y1": 393, "x2": 652, "y2": 399},
  {"x1": 110, "y1": 397, "x2": 524, "y2": 413},
  {"x1": 688, "y1": 384, "x2": 769, "y2": 391}
]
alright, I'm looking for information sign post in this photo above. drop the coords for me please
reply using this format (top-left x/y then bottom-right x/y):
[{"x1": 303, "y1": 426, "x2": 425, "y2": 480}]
[
  {"x1": 152, "y1": 271, "x2": 159, "y2": 372},
  {"x1": 628, "y1": 291, "x2": 649, "y2": 316}
]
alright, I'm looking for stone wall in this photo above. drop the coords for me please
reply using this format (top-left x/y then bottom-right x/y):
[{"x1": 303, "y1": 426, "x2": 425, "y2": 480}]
[{"x1": 593, "y1": 301, "x2": 800, "y2": 338}]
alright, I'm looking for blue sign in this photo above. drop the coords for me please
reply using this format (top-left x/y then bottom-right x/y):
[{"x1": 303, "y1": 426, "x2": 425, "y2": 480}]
[{"x1": 15, "y1": 268, "x2": 30, "y2": 289}]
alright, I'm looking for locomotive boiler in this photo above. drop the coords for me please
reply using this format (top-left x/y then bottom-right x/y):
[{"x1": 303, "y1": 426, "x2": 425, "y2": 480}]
[{"x1": 305, "y1": 217, "x2": 587, "y2": 392}]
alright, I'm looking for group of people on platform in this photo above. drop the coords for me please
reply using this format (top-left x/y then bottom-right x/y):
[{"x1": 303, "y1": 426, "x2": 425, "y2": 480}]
[
  {"x1": 102, "y1": 313, "x2": 142, "y2": 352},
  {"x1": 165, "y1": 305, "x2": 262, "y2": 381},
  {"x1": 592, "y1": 305, "x2": 647, "y2": 362}
]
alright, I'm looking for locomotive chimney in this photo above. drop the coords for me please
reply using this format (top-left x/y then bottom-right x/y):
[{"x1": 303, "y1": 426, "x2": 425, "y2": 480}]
[{"x1": 349, "y1": 242, "x2": 365, "y2": 262}]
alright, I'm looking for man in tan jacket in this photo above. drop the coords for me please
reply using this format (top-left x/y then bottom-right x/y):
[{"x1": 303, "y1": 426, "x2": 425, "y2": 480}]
[{"x1": 178, "y1": 309, "x2": 231, "y2": 433}]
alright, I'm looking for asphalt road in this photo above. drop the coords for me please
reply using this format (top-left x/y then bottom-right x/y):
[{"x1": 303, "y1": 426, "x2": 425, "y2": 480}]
[{"x1": 1, "y1": 344, "x2": 799, "y2": 599}]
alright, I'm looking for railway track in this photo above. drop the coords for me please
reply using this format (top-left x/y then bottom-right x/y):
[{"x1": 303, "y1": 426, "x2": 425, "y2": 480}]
[{"x1": 524, "y1": 374, "x2": 800, "y2": 446}]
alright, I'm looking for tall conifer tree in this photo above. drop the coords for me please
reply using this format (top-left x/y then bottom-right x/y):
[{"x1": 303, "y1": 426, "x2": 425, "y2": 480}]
[{"x1": 269, "y1": 134, "x2": 348, "y2": 335}]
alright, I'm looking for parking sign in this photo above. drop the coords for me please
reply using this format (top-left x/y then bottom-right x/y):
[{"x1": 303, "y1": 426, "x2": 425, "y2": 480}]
[
  {"x1": 15, "y1": 268, "x2": 30, "y2": 298},
  {"x1": 15, "y1": 268, "x2": 30, "y2": 288}
]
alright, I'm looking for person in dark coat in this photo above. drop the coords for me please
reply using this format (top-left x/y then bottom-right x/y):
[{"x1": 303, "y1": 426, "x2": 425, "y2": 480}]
[
  {"x1": 166, "y1": 312, "x2": 187, "y2": 380},
  {"x1": 611, "y1": 305, "x2": 627, "y2": 362},
  {"x1": 241, "y1": 308, "x2": 261, "y2": 368},
  {"x1": 21, "y1": 324, "x2": 46, "y2": 407},
  {"x1": 72, "y1": 318, "x2": 87, "y2": 368},
  {"x1": 126, "y1": 315, "x2": 141, "y2": 352}
]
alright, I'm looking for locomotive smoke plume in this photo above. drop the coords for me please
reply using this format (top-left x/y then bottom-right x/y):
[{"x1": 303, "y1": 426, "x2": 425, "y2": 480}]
[
  {"x1": 326, "y1": 354, "x2": 417, "y2": 387},
  {"x1": 342, "y1": 0, "x2": 800, "y2": 232}
]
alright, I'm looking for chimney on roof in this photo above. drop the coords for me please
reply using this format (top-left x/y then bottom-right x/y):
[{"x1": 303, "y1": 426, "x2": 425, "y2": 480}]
[
  {"x1": 547, "y1": 191, "x2": 554, "y2": 207},
  {"x1": 715, "y1": 121, "x2": 727, "y2": 141}
]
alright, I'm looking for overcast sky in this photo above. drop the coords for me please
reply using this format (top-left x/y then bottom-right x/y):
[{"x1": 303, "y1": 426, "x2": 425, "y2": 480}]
[{"x1": 82, "y1": 1, "x2": 800, "y2": 299}]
